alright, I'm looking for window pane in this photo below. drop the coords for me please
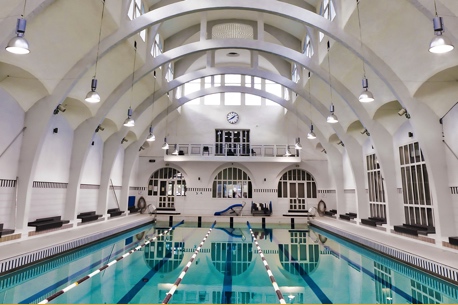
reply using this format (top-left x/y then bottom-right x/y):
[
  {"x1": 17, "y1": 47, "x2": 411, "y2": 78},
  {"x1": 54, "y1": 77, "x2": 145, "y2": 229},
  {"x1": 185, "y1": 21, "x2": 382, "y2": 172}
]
[
  {"x1": 245, "y1": 94, "x2": 261, "y2": 106},
  {"x1": 225, "y1": 92, "x2": 241, "y2": 105},
  {"x1": 204, "y1": 93, "x2": 220, "y2": 105},
  {"x1": 225, "y1": 74, "x2": 241, "y2": 86}
]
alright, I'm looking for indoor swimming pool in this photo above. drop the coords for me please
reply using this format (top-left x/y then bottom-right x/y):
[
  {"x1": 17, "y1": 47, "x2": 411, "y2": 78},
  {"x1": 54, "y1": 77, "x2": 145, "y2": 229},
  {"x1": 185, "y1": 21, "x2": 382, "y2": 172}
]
[{"x1": 1, "y1": 220, "x2": 458, "y2": 304}]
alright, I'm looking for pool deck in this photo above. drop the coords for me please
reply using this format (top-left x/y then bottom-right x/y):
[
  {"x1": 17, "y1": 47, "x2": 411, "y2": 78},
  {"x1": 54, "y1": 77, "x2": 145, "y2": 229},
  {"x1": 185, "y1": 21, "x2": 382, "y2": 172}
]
[
  {"x1": 0, "y1": 214, "x2": 153, "y2": 262},
  {"x1": 310, "y1": 216, "x2": 458, "y2": 279}
]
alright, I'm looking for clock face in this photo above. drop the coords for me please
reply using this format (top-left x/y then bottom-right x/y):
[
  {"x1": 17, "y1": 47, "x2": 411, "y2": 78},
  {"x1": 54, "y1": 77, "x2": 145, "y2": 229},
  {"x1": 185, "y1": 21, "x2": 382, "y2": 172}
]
[{"x1": 227, "y1": 111, "x2": 239, "y2": 124}]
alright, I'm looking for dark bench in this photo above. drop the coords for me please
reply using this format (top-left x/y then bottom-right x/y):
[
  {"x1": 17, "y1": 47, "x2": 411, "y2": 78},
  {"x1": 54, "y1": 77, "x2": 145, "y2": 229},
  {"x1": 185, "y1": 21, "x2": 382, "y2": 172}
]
[
  {"x1": 449, "y1": 237, "x2": 458, "y2": 246},
  {"x1": 128, "y1": 206, "x2": 140, "y2": 214},
  {"x1": 107, "y1": 208, "x2": 124, "y2": 217},
  {"x1": 251, "y1": 202, "x2": 272, "y2": 216},
  {"x1": 28, "y1": 216, "x2": 69, "y2": 232},
  {"x1": 339, "y1": 213, "x2": 357, "y2": 221},
  {"x1": 0, "y1": 223, "x2": 15, "y2": 237},
  {"x1": 394, "y1": 223, "x2": 435, "y2": 236},
  {"x1": 77, "y1": 211, "x2": 102, "y2": 223},
  {"x1": 361, "y1": 217, "x2": 386, "y2": 227},
  {"x1": 324, "y1": 209, "x2": 337, "y2": 217}
]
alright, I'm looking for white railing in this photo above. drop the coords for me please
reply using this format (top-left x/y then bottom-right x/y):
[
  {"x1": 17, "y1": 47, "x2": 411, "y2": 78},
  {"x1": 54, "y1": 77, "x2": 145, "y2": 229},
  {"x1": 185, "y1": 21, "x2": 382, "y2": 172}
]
[{"x1": 165, "y1": 143, "x2": 300, "y2": 158}]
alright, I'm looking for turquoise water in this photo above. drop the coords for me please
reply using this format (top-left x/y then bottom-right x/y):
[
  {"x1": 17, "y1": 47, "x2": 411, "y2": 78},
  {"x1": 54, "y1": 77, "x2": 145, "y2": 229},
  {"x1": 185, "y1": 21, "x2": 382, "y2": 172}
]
[{"x1": 0, "y1": 221, "x2": 458, "y2": 304}]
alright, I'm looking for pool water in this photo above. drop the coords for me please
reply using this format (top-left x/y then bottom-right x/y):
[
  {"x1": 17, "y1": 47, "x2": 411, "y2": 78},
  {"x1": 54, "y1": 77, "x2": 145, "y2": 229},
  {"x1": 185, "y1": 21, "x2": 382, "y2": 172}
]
[{"x1": 1, "y1": 221, "x2": 458, "y2": 304}]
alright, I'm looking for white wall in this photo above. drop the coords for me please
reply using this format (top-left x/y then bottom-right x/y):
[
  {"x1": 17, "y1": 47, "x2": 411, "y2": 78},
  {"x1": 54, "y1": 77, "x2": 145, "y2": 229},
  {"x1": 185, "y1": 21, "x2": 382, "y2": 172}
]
[
  {"x1": 80, "y1": 134, "x2": 103, "y2": 185},
  {"x1": 34, "y1": 115, "x2": 74, "y2": 182},
  {"x1": 0, "y1": 89, "x2": 24, "y2": 179}
]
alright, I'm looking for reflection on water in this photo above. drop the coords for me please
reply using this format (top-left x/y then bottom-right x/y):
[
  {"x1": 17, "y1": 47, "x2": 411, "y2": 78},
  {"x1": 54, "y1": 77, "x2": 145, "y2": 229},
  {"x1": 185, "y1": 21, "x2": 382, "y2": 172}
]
[{"x1": 1, "y1": 223, "x2": 458, "y2": 304}]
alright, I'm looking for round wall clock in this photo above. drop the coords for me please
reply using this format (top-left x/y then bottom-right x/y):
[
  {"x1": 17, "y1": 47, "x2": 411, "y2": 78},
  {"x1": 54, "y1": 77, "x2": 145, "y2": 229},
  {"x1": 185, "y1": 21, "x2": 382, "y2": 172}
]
[{"x1": 226, "y1": 111, "x2": 239, "y2": 124}]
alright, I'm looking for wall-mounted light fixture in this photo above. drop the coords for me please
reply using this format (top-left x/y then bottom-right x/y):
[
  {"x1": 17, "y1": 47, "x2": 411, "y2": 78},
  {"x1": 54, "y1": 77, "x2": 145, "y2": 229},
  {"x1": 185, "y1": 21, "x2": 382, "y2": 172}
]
[
  {"x1": 361, "y1": 128, "x2": 370, "y2": 136},
  {"x1": 53, "y1": 104, "x2": 66, "y2": 115},
  {"x1": 398, "y1": 108, "x2": 411, "y2": 119},
  {"x1": 321, "y1": 149, "x2": 327, "y2": 154},
  {"x1": 139, "y1": 146, "x2": 145, "y2": 151},
  {"x1": 53, "y1": 128, "x2": 58, "y2": 134},
  {"x1": 121, "y1": 137, "x2": 128, "y2": 144},
  {"x1": 337, "y1": 141, "x2": 345, "y2": 147},
  {"x1": 6, "y1": 1, "x2": 30, "y2": 55},
  {"x1": 95, "y1": 124, "x2": 104, "y2": 133}
]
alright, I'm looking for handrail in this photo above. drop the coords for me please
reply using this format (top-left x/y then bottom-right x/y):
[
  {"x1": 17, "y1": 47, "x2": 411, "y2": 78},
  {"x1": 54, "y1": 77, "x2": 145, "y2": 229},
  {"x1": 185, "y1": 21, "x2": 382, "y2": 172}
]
[
  {"x1": 162, "y1": 221, "x2": 217, "y2": 304},
  {"x1": 109, "y1": 178, "x2": 120, "y2": 210},
  {"x1": 38, "y1": 220, "x2": 185, "y2": 304},
  {"x1": 246, "y1": 221, "x2": 286, "y2": 304},
  {"x1": 165, "y1": 143, "x2": 300, "y2": 158}
]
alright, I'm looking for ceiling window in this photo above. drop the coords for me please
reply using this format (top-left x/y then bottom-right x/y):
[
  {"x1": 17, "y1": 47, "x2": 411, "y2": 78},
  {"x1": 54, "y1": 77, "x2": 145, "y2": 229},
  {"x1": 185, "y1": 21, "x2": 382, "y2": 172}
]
[
  {"x1": 304, "y1": 34, "x2": 314, "y2": 58},
  {"x1": 292, "y1": 63, "x2": 301, "y2": 83},
  {"x1": 319, "y1": 0, "x2": 336, "y2": 41},
  {"x1": 165, "y1": 63, "x2": 173, "y2": 82},
  {"x1": 128, "y1": 0, "x2": 146, "y2": 41},
  {"x1": 151, "y1": 33, "x2": 163, "y2": 57}
]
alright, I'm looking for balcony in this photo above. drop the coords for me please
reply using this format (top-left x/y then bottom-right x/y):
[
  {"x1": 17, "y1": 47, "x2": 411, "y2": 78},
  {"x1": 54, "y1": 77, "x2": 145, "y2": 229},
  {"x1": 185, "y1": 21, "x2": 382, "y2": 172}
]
[{"x1": 163, "y1": 143, "x2": 301, "y2": 162}]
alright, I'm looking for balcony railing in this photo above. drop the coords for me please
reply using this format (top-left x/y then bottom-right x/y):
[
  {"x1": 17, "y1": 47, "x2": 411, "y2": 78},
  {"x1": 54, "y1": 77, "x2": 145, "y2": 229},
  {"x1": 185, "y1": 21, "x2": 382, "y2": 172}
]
[{"x1": 164, "y1": 143, "x2": 300, "y2": 161}]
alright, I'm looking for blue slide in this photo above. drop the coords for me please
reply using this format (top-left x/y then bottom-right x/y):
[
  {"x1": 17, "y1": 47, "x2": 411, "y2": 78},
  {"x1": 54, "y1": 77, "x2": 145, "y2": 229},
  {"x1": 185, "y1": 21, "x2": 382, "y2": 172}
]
[{"x1": 214, "y1": 203, "x2": 245, "y2": 216}]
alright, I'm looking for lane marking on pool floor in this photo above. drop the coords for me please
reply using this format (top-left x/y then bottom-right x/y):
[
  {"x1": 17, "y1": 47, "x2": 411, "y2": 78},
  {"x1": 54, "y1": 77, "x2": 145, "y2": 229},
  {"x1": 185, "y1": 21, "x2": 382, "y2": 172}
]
[
  {"x1": 37, "y1": 220, "x2": 185, "y2": 304},
  {"x1": 246, "y1": 221, "x2": 286, "y2": 304},
  {"x1": 162, "y1": 221, "x2": 216, "y2": 304}
]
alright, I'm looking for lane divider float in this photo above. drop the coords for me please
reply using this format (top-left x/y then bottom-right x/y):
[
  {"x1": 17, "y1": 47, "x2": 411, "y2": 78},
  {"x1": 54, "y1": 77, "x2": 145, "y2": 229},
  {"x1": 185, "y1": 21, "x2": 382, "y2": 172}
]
[
  {"x1": 162, "y1": 221, "x2": 216, "y2": 304},
  {"x1": 38, "y1": 220, "x2": 185, "y2": 304},
  {"x1": 246, "y1": 221, "x2": 286, "y2": 304}
]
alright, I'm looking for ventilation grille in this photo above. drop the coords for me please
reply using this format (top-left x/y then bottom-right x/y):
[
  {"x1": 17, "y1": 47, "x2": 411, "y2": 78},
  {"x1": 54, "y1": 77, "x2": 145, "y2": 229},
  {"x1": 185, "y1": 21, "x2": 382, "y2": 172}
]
[
  {"x1": 130, "y1": 186, "x2": 146, "y2": 191},
  {"x1": 212, "y1": 23, "x2": 254, "y2": 39},
  {"x1": 80, "y1": 184, "x2": 100, "y2": 189},
  {"x1": 32, "y1": 181, "x2": 67, "y2": 189},
  {"x1": 451, "y1": 187, "x2": 458, "y2": 195},
  {"x1": 0, "y1": 179, "x2": 16, "y2": 188},
  {"x1": 318, "y1": 190, "x2": 336, "y2": 194},
  {"x1": 253, "y1": 189, "x2": 277, "y2": 193}
]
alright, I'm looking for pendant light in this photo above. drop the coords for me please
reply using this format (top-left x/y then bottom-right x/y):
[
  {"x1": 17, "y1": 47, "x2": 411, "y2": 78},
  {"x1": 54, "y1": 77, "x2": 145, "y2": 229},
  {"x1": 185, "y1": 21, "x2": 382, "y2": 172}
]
[
  {"x1": 293, "y1": 86, "x2": 302, "y2": 150},
  {"x1": 123, "y1": 41, "x2": 137, "y2": 127},
  {"x1": 146, "y1": 71, "x2": 157, "y2": 142},
  {"x1": 295, "y1": 138, "x2": 303, "y2": 150},
  {"x1": 172, "y1": 144, "x2": 179, "y2": 155},
  {"x1": 306, "y1": 72, "x2": 316, "y2": 139},
  {"x1": 356, "y1": 0, "x2": 374, "y2": 103},
  {"x1": 429, "y1": 0, "x2": 454, "y2": 54},
  {"x1": 85, "y1": 0, "x2": 106, "y2": 103},
  {"x1": 326, "y1": 41, "x2": 338, "y2": 124},
  {"x1": 6, "y1": 1, "x2": 30, "y2": 54}
]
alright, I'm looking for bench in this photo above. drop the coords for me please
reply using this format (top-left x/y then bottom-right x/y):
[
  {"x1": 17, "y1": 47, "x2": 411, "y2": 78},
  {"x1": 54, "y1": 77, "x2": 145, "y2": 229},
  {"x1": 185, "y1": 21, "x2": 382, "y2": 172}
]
[
  {"x1": 251, "y1": 202, "x2": 272, "y2": 216},
  {"x1": 449, "y1": 236, "x2": 458, "y2": 246},
  {"x1": 77, "y1": 211, "x2": 102, "y2": 223},
  {"x1": 394, "y1": 223, "x2": 435, "y2": 236},
  {"x1": 361, "y1": 217, "x2": 386, "y2": 227},
  {"x1": 0, "y1": 223, "x2": 15, "y2": 237},
  {"x1": 28, "y1": 216, "x2": 69, "y2": 232},
  {"x1": 128, "y1": 206, "x2": 140, "y2": 214},
  {"x1": 324, "y1": 209, "x2": 337, "y2": 217},
  {"x1": 107, "y1": 208, "x2": 124, "y2": 217},
  {"x1": 339, "y1": 213, "x2": 357, "y2": 221}
]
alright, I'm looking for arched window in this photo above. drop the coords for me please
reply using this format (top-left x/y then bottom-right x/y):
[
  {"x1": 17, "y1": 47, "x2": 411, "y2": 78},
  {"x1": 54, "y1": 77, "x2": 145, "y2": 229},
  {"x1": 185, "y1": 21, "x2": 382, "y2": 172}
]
[
  {"x1": 278, "y1": 169, "x2": 317, "y2": 211},
  {"x1": 148, "y1": 168, "x2": 186, "y2": 210},
  {"x1": 319, "y1": 0, "x2": 336, "y2": 41},
  {"x1": 212, "y1": 167, "x2": 252, "y2": 198},
  {"x1": 151, "y1": 33, "x2": 163, "y2": 57}
]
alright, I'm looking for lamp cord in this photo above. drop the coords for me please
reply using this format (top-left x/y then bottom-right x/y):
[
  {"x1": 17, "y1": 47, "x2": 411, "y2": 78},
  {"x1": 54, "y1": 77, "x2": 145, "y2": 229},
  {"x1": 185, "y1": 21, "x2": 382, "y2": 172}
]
[
  {"x1": 327, "y1": 41, "x2": 333, "y2": 105},
  {"x1": 308, "y1": 72, "x2": 312, "y2": 126},
  {"x1": 94, "y1": 0, "x2": 106, "y2": 78},
  {"x1": 151, "y1": 70, "x2": 156, "y2": 131},
  {"x1": 433, "y1": 0, "x2": 438, "y2": 16},
  {"x1": 356, "y1": 0, "x2": 366, "y2": 77},
  {"x1": 22, "y1": 0, "x2": 27, "y2": 17},
  {"x1": 130, "y1": 41, "x2": 137, "y2": 109}
]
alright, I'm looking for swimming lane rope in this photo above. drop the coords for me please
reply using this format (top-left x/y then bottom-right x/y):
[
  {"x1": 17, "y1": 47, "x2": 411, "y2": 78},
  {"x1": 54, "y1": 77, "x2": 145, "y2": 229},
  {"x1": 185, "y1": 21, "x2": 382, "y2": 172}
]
[
  {"x1": 162, "y1": 220, "x2": 216, "y2": 304},
  {"x1": 38, "y1": 220, "x2": 185, "y2": 304},
  {"x1": 246, "y1": 221, "x2": 286, "y2": 304}
]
